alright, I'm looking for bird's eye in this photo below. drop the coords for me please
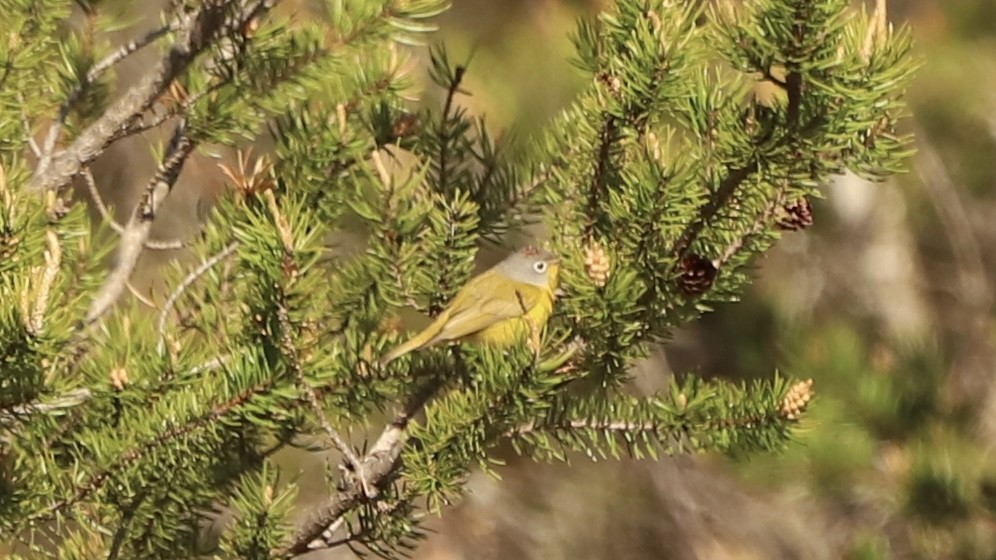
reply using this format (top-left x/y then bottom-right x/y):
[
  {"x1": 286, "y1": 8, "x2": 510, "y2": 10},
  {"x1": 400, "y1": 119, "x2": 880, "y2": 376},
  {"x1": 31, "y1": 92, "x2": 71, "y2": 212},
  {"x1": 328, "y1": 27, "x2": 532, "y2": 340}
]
[{"x1": 533, "y1": 261, "x2": 548, "y2": 273}]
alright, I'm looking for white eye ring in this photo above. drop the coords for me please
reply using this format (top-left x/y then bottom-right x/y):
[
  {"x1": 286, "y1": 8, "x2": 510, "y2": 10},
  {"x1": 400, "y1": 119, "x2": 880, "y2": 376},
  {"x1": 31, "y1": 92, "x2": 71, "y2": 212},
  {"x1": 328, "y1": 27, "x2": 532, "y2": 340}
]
[{"x1": 533, "y1": 261, "x2": 548, "y2": 273}]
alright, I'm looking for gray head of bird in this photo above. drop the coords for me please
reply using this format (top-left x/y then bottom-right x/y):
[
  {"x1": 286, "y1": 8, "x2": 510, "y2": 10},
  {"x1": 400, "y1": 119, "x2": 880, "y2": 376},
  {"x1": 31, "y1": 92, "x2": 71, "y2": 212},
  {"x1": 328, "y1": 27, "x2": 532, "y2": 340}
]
[{"x1": 495, "y1": 246, "x2": 561, "y2": 288}]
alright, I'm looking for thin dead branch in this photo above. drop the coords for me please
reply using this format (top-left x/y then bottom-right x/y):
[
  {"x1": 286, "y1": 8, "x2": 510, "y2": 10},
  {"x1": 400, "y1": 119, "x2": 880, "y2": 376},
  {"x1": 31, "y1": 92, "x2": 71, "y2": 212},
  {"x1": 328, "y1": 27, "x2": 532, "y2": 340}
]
[{"x1": 84, "y1": 124, "x2": 195, "y2": 325}]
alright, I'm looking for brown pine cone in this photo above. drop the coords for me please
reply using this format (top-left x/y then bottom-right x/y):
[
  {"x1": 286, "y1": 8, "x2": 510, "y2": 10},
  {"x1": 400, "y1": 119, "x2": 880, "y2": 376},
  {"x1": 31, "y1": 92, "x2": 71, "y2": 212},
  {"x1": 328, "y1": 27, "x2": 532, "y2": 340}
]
[
  {"x1": 392, "y1": 112, "x2": 418, "y2": 139},
  {"x1": 678, "y1": 254, "x2": 717, "y2": 296},
  {"x1": 776, "y1": 198, "x2": 814, "y2": 231}
]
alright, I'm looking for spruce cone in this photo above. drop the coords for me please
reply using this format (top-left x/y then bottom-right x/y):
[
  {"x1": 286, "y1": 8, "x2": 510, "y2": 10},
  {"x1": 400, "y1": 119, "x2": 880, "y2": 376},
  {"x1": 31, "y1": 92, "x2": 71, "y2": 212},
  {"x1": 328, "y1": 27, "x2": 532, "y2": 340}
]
[
  {"x1": 776, "y1": 198, "x2": 814, "y2": 231},
  {"x1": 779, "y1": 379, "x2": 815, "y2": 421},
  {"x1": 583, "y1": 242, "x2": 611, "y2": 287},
  {"x1": 109, "y1": 367, "x2": 129, "y2": 391},
  {"x1": 392, "y1": 112, "x2": 418, "y2": 139},
  {"x1": 678, "y1": 254, "x2": 716, "y2": 296},
  {"x1": 0, "y1": 230, "x2": 18, "y2": 262}
]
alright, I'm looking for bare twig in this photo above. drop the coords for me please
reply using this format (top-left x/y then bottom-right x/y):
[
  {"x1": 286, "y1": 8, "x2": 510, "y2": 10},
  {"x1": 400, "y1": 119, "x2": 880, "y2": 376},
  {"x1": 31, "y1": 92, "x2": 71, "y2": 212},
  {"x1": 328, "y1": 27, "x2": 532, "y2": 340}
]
[
  {"x1": 83, "y1": 123, "x2": 195, "y2": 326},
  {"x1": 82, "y1": 167, "x2": 115, "y2": 226},
  {"x1": 93, "y1": 22, "x2": 182, "y2": 82},
  {"x1": 301, "y1": 382, "x2": 375, "y2": 499},
  {"x1": 82, "y1": 168, "x2": 186, "y2": 251},
  {"x1": 155, "y1": 241, "x2": 240, "y2": 354}
]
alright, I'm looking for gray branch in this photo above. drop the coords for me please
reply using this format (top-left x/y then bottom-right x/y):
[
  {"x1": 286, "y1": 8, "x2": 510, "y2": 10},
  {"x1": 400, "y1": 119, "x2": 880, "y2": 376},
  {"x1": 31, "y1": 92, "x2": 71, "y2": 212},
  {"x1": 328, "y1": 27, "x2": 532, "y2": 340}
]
[
  {"x1": 83, "y1": 124, "x2": 195, "y2": 326},
  {"x1": 275, "y1": 386, "x2": 436, "y2": 558},
  {"x1": 35, "y1": 20, "x2": 180, "y2": 177},
  {"x1": 28, "y1": 0, "x2": 278, "y2": 193}
]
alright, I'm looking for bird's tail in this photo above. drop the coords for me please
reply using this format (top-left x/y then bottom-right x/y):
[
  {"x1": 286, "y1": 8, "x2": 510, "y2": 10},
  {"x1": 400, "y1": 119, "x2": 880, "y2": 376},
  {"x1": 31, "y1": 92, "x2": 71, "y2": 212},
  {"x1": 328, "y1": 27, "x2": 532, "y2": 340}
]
[
  {"x1": 378, "y1": 323, "x2": 441, "y2": 365},
  {"x1": 379, "y1": 338, "x2": 419, "y2": 365}
]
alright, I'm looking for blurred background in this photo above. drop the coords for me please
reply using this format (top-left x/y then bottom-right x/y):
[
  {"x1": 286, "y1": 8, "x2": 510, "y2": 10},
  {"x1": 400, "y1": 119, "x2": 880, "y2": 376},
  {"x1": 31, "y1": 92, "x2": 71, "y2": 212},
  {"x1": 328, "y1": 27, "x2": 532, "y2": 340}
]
[{"x1": 88, "y1": 0, "x2": 996, "y2": 558}]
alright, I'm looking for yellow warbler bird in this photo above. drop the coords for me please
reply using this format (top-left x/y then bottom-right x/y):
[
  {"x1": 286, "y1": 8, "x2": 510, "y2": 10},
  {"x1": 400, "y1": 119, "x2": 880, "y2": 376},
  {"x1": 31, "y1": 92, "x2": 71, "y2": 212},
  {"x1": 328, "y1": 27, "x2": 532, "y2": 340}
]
[{"x1": 380, "y1": 246, "x2": 561, "y2": 364}]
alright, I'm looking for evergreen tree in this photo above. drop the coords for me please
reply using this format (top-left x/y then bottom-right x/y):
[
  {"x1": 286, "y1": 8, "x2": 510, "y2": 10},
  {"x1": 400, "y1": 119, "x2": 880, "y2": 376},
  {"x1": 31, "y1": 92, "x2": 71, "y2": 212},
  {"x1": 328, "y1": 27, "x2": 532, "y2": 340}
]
[{"x1": 0, "y1": 0, "x2": 915, "y2": 557}]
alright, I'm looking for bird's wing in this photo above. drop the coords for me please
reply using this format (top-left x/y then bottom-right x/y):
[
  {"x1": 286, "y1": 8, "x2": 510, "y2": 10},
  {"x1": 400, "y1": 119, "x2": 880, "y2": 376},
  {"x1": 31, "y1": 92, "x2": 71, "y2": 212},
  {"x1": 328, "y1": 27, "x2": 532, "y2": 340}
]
[{"x1": 430, "y1": 280, "x2": 542, "y2": 343}]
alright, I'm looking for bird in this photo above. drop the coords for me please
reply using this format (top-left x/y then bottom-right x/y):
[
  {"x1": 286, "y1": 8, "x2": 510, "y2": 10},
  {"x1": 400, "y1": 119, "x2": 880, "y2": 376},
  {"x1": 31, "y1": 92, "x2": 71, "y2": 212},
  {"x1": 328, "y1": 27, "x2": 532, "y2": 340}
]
[{"x1": 380, "y1": 246, "x2": 561, "y2": 364}]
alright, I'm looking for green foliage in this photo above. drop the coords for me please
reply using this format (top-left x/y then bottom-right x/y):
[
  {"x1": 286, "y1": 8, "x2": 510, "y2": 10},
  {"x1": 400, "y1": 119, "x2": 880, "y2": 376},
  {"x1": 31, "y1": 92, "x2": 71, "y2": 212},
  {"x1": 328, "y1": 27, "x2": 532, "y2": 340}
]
[
  {"x1": 0, "y1": 0, "x2": 916, "y2": 557},
  {"x1": 734, "y1": 318, "x2": 996, "y2": 558},
  {"x1": 511, "y1": 373, "x2": 800, "y2": 463},
  {"x1": 218, "y1": 464, "x2": 297, "y2": 560},
  {"x1": 0, "y1": 0, "x2": 70, "y2": 155}
]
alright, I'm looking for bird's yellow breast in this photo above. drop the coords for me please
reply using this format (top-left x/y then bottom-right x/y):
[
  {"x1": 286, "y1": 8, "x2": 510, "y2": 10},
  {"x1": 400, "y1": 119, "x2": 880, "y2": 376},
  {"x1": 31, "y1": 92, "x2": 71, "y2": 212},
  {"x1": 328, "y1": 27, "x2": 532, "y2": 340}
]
[{"x1": 469, "y1": 284, "x2": 555, "y2": 347}]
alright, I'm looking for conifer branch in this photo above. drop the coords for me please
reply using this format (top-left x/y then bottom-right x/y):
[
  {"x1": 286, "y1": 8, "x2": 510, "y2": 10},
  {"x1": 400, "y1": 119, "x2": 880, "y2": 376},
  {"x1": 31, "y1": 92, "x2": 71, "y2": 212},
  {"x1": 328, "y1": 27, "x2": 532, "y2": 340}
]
[
  {"x1": 784, "y1": 3, "x2": 808, "y2": 128},
  {"x1": 510, "y1": 418, "x2": 660, "y2": 437},
  {"x1": 671, "y1": 163, "x2": 756, "y2": 262},
  {"x1": 262, "y1": 178, "x2": 379, "y2": 501},
  {"x1": 274, "y1": 295, "x2": 374, "y2": 499},
  {"x1": 277, "y1": 384, "x2": 437, "y2": 557},
  {"x1": 670, "y1": 0, "x2": 820, "y2": 267},
  {"x1": 0, "y1": 0, "x2": 912, "y2": 553},
  {"x1": 508, "y1": 379, "x2": 811, "y2": 460},
  {"x1": 84, "y1": 123, "x2": 195, "y2": 325},
  {"x1": 714, "y1": 181, "x2": 789, "y2": 268},
  {"x1": 36, "y1": 20, "x2": 181, "y2": 178},
  {"x1": 671, "y1": 67, "x2": 807, "y2": 264},
  {"x1": 585, "y1": 114, "x2": 620, "y2": 240},
  {"x1": 436, "y1": 69, "x2": 463, "y2": 194},
  {"x1": 28, "y1": 0, "x2": 278, "y2": 193},
  {"x1": 28, "y1": 379, "x2": 273, "y2": 525},
  {"x1": 105, "y1": 487, "x2": 150, "y2": 560},
  {"x1": 0, "y1": 388, "x2": 92, "y2": 429},
  {"x1": 368, "y1": 148, "x2": 428, "y2": 314},
  {"x1": 18, "y1": 92, "x2": 41, "y2": 158}
]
